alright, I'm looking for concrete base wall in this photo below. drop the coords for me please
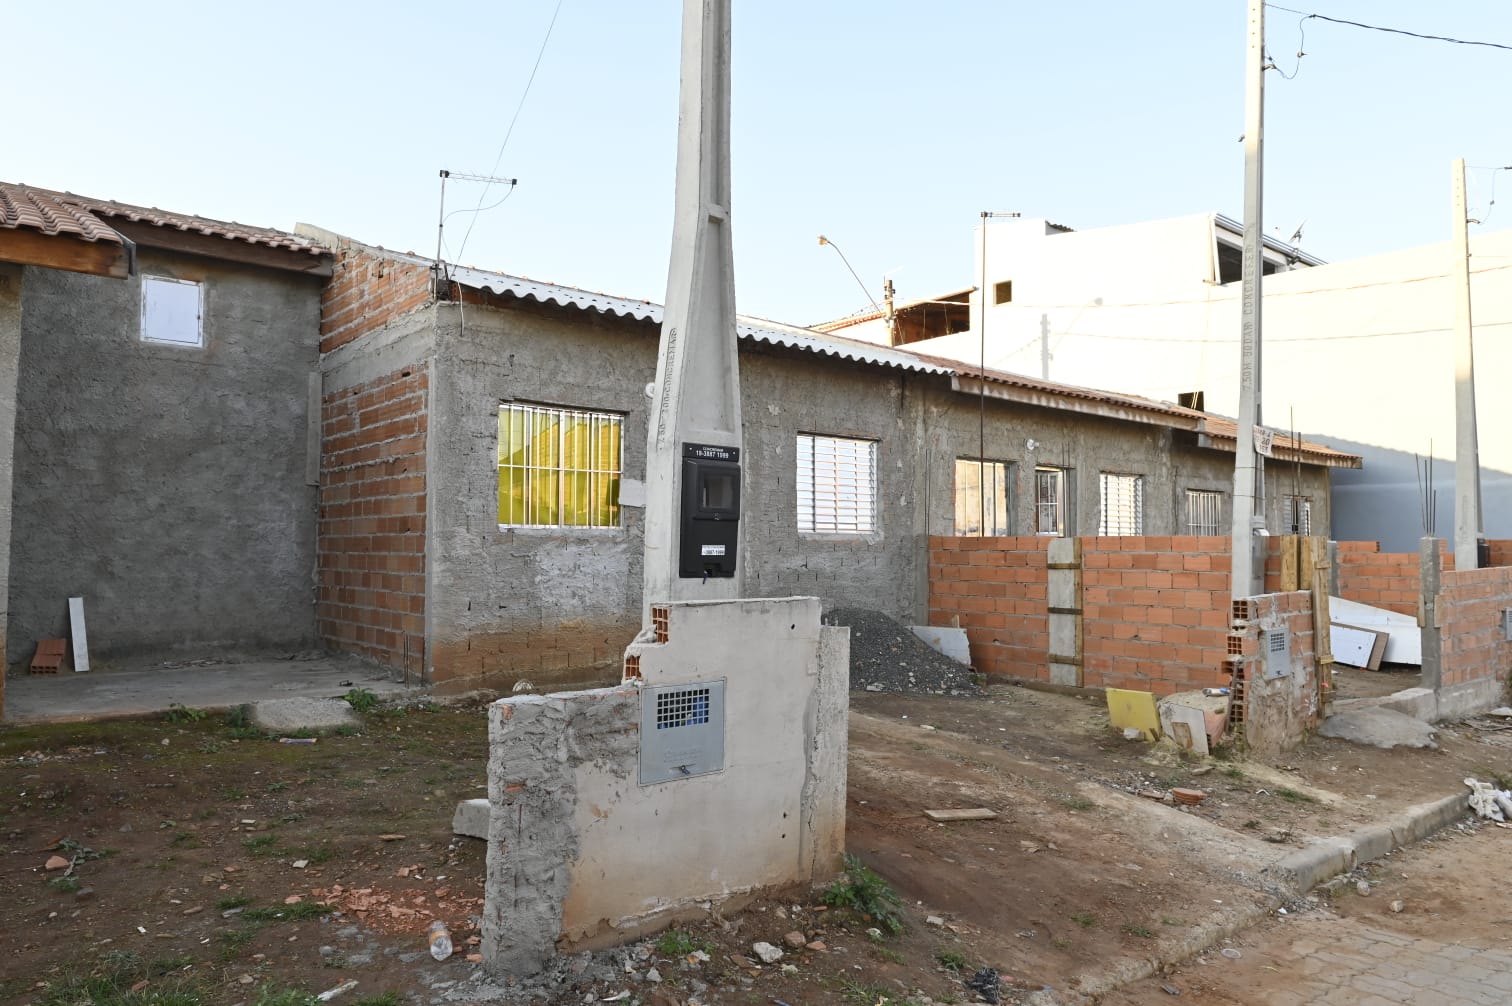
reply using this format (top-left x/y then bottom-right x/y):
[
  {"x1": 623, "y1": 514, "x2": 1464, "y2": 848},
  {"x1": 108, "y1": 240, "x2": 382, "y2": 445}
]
[
  {"x1": 1234, "y1": 591, "x2": 1320, "y2": 757},
  {"x1": 482, "y1": 596, "x2": 848, "y2": 974}
]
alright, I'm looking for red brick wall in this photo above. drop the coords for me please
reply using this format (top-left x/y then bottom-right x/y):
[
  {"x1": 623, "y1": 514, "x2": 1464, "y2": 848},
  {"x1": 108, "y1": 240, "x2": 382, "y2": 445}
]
[
  {"x1": 1080, "y1": 537, "x2": 1232, "y2": 695},
  {"x1": 1228, "y1": 590, "x2": 1319, "y2": 755},
  {"x1": 927, "y1": 536, "x2": 1051, "y2": 678},
  {"x1": 1335, "y1": 539, "x2": 1453, "y2": 616},
  {"x1": 318, "y1": 240, "x2": 432, "y2": 354},
  {"x1": 318, "y1": 363, "x2": 428, "y2": 672},
  {"x1": 1437, "y1": 566, "x2": 1512, "y2": 692},
  {"x1": 927, "y1": 535, "x2": 1232, "y2": 695},
  {"x1": 1488, "y1": 540, "x2": 1512, "y2": 568}
]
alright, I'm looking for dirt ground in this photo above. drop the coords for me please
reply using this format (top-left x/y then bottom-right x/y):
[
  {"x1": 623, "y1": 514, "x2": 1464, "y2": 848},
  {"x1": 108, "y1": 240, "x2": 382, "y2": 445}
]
[{"x1": 3, "y1": 673, "x2": 1511, "y2": 1006}]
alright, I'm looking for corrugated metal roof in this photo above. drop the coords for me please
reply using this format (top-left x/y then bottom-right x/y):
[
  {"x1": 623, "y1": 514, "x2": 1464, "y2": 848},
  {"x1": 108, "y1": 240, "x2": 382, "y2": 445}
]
[
  {"x1": 447, "y1": 264, "x2": 951, "y2": 376},
  {"x1": 0, "y1": 183, "x2": 123, "y2": 244}
]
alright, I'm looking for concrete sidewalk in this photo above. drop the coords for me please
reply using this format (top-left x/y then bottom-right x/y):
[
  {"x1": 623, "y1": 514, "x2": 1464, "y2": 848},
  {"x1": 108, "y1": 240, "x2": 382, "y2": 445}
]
[{"x1": 3, "y1": 654, "x2": 417, "y2": 724}]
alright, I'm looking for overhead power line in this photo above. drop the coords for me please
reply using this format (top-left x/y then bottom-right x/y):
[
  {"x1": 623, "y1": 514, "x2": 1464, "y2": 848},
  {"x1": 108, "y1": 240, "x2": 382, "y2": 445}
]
[{"x1": 1265, "y1": 5, "x2": 1512, "y2": 53}]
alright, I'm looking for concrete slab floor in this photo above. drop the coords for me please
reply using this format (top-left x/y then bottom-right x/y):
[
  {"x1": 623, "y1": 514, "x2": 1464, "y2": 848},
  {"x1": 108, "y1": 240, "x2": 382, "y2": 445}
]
[{"x1": 2, "y1": 655, "x2": 417, "y2": 725}]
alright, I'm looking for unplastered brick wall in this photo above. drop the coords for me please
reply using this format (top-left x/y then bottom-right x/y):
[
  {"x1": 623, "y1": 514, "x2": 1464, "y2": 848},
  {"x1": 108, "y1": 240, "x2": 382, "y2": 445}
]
[
  {"x1": 318, "y1": 363, "x2": 428, "y2": 672},
  {"x1": 1335, "y1": 539, "x2": 1452, "y2": 616},
  {"x1": 1080, "y1": 537, "x2": 1231, "y2": 695},
  {"x1": 1488, "y1": 540, "x2": 1512, "y2": 568},
  {"x1": 927, "y1": 536, "x2": 1051, "y2": 678},
  {"x1": 1436, "y1": 566, "x2": 1512, "y2": 693},
  {"x1": 318, "y1": 239, "x2": 432, "y2": 354}
]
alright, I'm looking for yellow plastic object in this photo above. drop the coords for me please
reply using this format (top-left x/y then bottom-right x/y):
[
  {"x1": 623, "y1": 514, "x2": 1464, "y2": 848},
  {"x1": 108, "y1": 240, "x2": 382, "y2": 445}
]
[{"x1": 1105, "y1": 687, "x2": 1162, "y2": 742}]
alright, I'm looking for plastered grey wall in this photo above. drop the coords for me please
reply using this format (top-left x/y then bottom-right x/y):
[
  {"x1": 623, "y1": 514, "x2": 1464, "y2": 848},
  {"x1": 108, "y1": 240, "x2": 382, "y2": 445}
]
[
  {"x1": 426, "y1": 297, "x2": 1341, "y2": 688},
  {"x1": 9, "y1": 252, "x2": 322, "y2": 664},
  {"x1": 0, "y1": 265, "x2": 21, "y2": 696}
]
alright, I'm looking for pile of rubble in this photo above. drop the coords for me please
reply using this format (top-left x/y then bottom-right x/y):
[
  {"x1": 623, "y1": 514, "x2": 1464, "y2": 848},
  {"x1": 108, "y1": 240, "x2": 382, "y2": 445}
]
[{"x1": 824, "y1": 608, "x2": 979, "y2": 696}]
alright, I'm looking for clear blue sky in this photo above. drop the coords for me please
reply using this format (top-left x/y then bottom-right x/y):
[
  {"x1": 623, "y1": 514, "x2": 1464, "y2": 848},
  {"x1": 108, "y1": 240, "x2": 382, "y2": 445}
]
[{"x1": 5, "y1": 2, "x2": 1509, "y2": 327}]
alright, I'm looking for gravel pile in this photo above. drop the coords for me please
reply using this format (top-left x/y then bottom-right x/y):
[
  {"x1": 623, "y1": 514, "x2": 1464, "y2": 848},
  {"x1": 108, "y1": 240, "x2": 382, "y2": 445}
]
[{"x1": 824, "y1": 607, "x2": 979, "y2": 696}]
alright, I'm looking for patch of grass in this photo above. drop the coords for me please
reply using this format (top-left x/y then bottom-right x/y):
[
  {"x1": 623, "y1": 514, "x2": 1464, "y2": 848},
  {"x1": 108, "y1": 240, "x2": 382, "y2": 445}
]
[
  {"x1": 1223, "y1": 765, "x2": 1245, "y2": 779},
  {"x1": 1161, "y1": 916, "x2": 1187, "y2": 927},
  {"x1": 1274, "y1": 787, "x2": 1316, "y2": 804},
  {"x1": 150, "y1": 956, "x2": 195, "y2": 975},
  {"x1": 293, "y1": 843, "x2": 335, "y2": 865},
  {"x1": 343, "y1": 688, "x2": 381, "y2": 714},
  {"x1": 49, "y1": 875, "x2": 81, "y2": 893},
  {"x1": 1061, "y1": 796, "x2": 1095, "y2": 812},
  {"x1": 252, "y1": 985, "x2": 319, "y2": 1006},
  {"x1": 225, "y1": 705, "x2": 252, "y2": 729},
  {"x1": 935, "y1": 949, "x2": 969, "y2": 972},
  {"x1": 221, "y1": 787, "x2": 248, "y2": 801},
  {"x1": 217, "y1": 928, "x2": 257, "y2": 960},
  {"x1": 227, "y1": 726, "x2": 265, "y2": 741},
  {"x1": 653, "y1": 929, "x2": 710, "y2": 957},
  {"x1": 242, "y1": 834, "x2": 279, "y2": 855},
  {"x1": 822, "y1": 853, "x2": 905, "y2": 935},
  {"x1": 242, "y1": 901, "x2": 331, "y2": 923},
  {"x1": 265, "y1": 781, "x2": 287, "y2": 793},
  {"x1": 1070, "y1": 911, "x2": 1098, "y2": 928},
  {"x1": 874, "y1": 946, "x2": 904, "y2": 964},
  {"x1": 31, "y1": 949, "x2": 209, "y2": 1006},
  {"x1": 1477, "y1": 767, "x2": 1512, "y2": 791},
  {"x1": 216, "y1": 895, "x2": 253, "y2": 910},
  {"x1": 1155, "y1": 773, "x2": 1186, "y2": 790},
  {"x1": 352, "y1": 995, "x2": 404, "y2": 1006},
  {"x1": 1052, "y1": 936, "x2": 1071, "y2": 949},
  {"x1": 1121, "y1": 924, "x2": 1154, "y2": 938},
  {"x1": 836, "y1": 976, "x2": 893, "y2": 1005}
]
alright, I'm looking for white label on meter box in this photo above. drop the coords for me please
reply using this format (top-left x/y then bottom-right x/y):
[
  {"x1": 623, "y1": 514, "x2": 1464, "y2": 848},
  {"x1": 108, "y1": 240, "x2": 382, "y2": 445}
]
[{"x1": 701, "y1": 544, "x2": 726, "y2": 556}]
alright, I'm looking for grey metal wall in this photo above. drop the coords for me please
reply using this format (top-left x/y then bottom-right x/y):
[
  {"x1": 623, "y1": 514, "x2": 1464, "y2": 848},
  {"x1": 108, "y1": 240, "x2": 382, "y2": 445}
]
[
  {"x1": 424, "y1": 298, "x2": 1334, "y2": 688},
  {"x1": 9, "y1": 252, "x2": 322, "y2": 665}
]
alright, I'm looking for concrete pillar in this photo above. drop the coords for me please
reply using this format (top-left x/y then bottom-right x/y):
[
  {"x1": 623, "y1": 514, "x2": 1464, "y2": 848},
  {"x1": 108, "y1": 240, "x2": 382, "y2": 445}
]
[
  {"x1": 1419, "y1": 536, "x2": 1442, "y2": 693},
  {"x1": 0, "y1": 265, "x2": 21, "y2": 717},
  {"x1": 641, "y1": 0, "x2": 743, "y2": 622}
]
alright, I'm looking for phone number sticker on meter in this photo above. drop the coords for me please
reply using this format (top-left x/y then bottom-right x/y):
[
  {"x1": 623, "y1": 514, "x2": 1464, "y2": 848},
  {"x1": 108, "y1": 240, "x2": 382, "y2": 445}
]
[{"x1": 700, "y1": 544, "x2": 726, "y2": 556}]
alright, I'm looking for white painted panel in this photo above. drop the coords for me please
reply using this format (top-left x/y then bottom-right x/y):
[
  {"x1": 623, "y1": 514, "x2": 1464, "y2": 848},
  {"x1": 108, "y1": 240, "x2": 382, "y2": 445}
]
[
  {"x1": 910, "y1": 625, "x2": 971, "y2": 665},
  {"x1": 69, "y1": 596, "x2": 90, "y2": 673},
  {"x1": 1330, "y1": 622, "x2": 1379, "y2": 668},
  {"x1": 141, "y1": 276, "x2": 203, "y2": 346},
  {"x1": 1329, "y1": 597, "x2": 1421, "y2": 664}
]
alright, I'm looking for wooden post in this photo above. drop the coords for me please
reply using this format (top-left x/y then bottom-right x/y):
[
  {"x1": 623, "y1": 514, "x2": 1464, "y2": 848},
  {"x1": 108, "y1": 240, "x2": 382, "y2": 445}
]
[{"x1": 1309, "y1": 536, "x2": 1335, "y2": 717}]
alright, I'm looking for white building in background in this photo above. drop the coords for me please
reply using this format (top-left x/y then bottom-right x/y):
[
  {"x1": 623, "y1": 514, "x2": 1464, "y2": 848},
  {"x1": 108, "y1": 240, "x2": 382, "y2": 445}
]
[{"x1": 820, "y1": 213, "x2": 1512, "y2": 552}]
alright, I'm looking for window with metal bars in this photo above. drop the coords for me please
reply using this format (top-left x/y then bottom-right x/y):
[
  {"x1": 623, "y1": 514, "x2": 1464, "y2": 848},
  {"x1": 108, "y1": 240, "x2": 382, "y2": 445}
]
[
  {"x1": 1185, "y1": 489, "x2": 1224, "y2": 536},
  {"x1": 796, "y1": 433, "x2": 877, "y2": 534},
  {"x1": 954, "y1": 458, "x2": 1012, "y2": 536},
  {"x1": 1283, "y1": 495, "x2": 1312, "y2": 535},
  {"x1": 1034, "y1": 466, "x2": 1067, "y2": 536},
  {"x1": 1099, "y1": 473, "x2": 1143, "y2": 536},
  {"x1": 497, "y1": 403, "x2": 623, "y2": 528}
]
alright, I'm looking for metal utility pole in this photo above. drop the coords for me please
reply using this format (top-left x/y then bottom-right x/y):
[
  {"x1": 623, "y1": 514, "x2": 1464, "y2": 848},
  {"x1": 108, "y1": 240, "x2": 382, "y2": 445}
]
[
  {"x1": 641, "y1": 0, "x2": 743, "y2": 624},
  {"x1": 1451, "y1": 157, "x2": 1484, "y2": 569},
  {"x1": 1230, "y1": 0, "x2": 1267, "y2": 601}
]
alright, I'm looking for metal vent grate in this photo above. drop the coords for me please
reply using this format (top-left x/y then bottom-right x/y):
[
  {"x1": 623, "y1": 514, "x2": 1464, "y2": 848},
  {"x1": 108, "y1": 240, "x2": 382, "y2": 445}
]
[
  {"x1": 1263, "y1": 627, "x2": 1292, "y2": 680},
  {"x1": 640, "y1": 680, "x2": 726, "y2": 785},
  {"x1": 1267, "y1": 630, "x2": 1287, "y2": 654},
  {"x1": 1503, "y1": 608, "x2": 1512, "y2": 641},
  {"x1": 656, "y1": 687, "x2": 710, "y2": 730}
]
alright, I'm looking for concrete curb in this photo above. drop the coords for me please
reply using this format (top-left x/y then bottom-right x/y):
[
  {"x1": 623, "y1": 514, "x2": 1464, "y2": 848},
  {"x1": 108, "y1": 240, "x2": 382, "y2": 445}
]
[
  {"x1": 1268, "y1": 791, "x2": 1470, "y2": 894},
  {"x1": 1065, "y1": 790, "x2": 1472, "y2": 1005}
]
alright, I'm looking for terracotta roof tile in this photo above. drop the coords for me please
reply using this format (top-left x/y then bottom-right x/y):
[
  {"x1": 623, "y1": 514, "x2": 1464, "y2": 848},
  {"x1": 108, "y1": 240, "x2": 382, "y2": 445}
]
[
  {"x1": 0, "y1": 183, "x2": 123, "y2": 244},
  {"x1": 46, "y1": 189, "x2": 324, "y2": 256}
]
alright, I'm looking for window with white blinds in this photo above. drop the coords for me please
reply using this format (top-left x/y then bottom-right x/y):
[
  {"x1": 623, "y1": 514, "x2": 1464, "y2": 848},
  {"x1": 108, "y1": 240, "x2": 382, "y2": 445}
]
[
  {"x1": 1099, "y1": 473, "x2": 1143, "y2": 536},
  {"x1": 1185, "y1": 489, "x2": 1224, "y2": 536},
  {"x1": 1284, "y1": 495, "x2": 1312, "y2": 534},
  {"x1": 796, "y1": 433, "x2": 877, "y2": 534}
]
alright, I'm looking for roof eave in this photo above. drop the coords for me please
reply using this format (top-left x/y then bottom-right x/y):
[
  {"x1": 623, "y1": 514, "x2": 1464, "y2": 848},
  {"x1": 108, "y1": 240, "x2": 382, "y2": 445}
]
[
  {"x1": 952, "y1": 374, "x2": 1203, "y2": 431},
  {"x1": 0, "y1": 229, "x2": 130, "y2": 279},
  {"x1": 1197, "y1": 433, "x2": 1361, "y2": 469}
]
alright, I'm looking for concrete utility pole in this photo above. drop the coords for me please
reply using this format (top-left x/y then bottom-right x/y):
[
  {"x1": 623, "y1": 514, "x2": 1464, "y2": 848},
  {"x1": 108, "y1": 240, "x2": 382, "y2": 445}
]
[
  {"x1": 1230, "y1": 0, "x2": 1267, "y2": 601},
  {"x1": 1451, "y1": 157, "x2": 1484, "y2": 569},
  {"x1": 641, "y1": 0, "x2": 743, "y2": 624}
]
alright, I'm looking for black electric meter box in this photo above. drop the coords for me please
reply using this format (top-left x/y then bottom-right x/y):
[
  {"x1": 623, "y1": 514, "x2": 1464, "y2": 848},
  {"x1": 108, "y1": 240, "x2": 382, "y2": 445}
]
[{"x1": 679, "y1": 442, "x2": 741, "y2": 578}]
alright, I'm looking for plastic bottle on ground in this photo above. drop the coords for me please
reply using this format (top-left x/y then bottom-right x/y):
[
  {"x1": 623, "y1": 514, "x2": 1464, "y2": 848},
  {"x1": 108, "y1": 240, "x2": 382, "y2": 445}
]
[{"x1": 427, "y1": 920, "x2": 453, "y2": 961}]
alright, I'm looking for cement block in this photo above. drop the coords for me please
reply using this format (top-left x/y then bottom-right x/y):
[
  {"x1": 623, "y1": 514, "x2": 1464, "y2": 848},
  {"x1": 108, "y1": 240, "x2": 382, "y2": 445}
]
[
  {"x1": 453, "y1": 798, "x2": 489, "y2": 840},
  {"x1": 1376, "y1": 687, "x2": 1437, "y2": 722},
  {"x1": 250, "y1": 697, "x2": 357, "y2": 733}
]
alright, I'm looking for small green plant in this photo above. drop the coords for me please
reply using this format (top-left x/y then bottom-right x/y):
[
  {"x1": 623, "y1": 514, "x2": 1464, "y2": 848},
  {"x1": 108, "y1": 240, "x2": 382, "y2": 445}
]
[
  {"x1": 822, "y1": 853, "x2": 905, "y2": 935},
  {"x1": 654, "y1": 929, "x2": 709, "y2": 956},
  {"x1": 1061, "y1": 796, "x2": 1095, "y2": 812},
  {"x1": 1274, "y1": 787, "x2": 1316, "y2": 804},
  {"x1": 343, "y1": 688, "x2": 381, "y2": 714},
  {"x1": 150, "y1": 955, "x2": 195, "y2": 975},
  {"x1": 265, "y1": 781, "x2": 288, "y2": 793},
  {"x1": 218, "y1": 928, "x2": 256, "y2": 960},
  {"x1": 1052, "y1": 935, "x2": 1071, "y2": 949},
  {"x1": 1223, "y1": 765, "x2": 1245, "y2": 779},
  {"x1": 1121, "y1": 924, "x2": 1154, "y2": 938},
  {"x1": 875, "y1": 946, "x2": 904, "y2": 964},
  {"x1": 165, "y1": 703, "x2": 207, "y2": 723},
  {"x1": 49, "y1": 875, "x2": 81, "y2": 893},
  {"x1": 1070, "y1": 911, "x2": 1098, "y2": 928},
  {"x1": 243, "y1": 834, "x2": 279, "y2": 855},
  {"x1": 836, "y1": 976, "x2": 893, "y2": 1005},
  {"x1": 57, "y1": 838, "x2": 106, "y2": 861},
  {"x1": 225, "y1": 705, "x2": 252, "y2": 729},
  {"x1": 242, "y1": 901, "x2": 331, "y2": 923},
  {"x1": 1161, "y1": 916, "x2": 1187, "y2": 927},
  {"x1": 217, "y1": 895, "x2": 253, "y2": 910},
  {"x1": 935, "y1": 949, "x2": 969, "y2": 972},
  {"x1": 222, "y1": 787, "x2": 248, "y2": 801}
]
